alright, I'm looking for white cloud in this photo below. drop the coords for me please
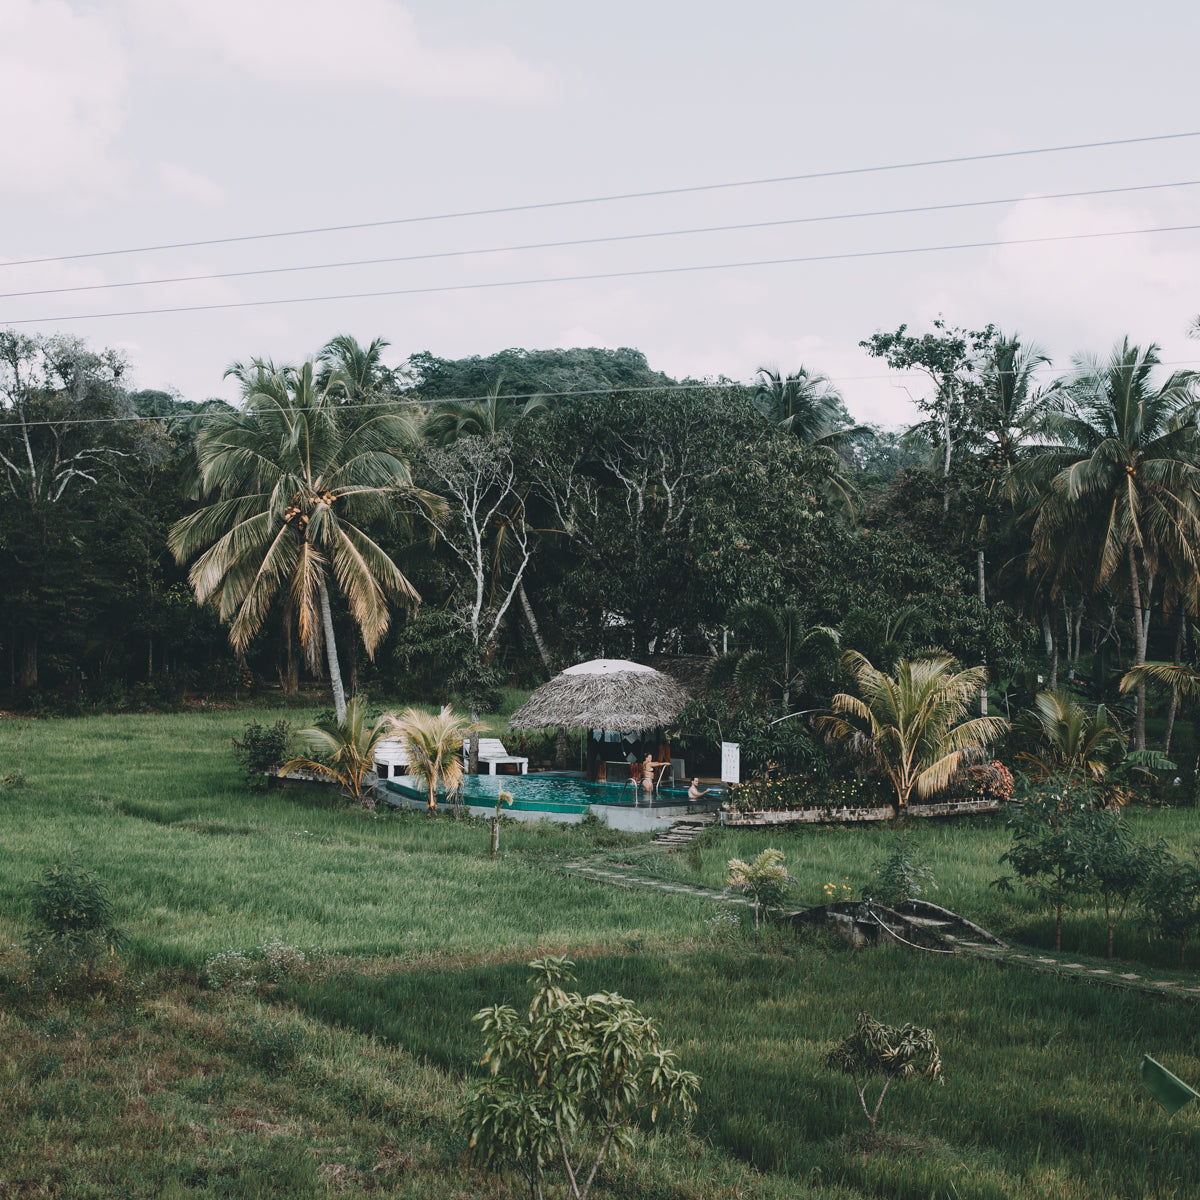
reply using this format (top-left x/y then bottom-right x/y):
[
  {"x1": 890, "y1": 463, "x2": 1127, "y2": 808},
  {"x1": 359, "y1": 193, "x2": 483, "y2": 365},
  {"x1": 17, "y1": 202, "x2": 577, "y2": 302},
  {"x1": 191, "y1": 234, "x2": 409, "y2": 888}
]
[
  {"x1": 157, "y1": 162, "x2": 226, "y2": 205},
  {"x1": 0, "y1": 0, "x2": 127, "y2": 197},
  {"x1": 923, "y1": 195, "x2": 1200, "y2": 364},
  {"x1": 133, "y1": 0, "x2": 548, "y2": 101}
]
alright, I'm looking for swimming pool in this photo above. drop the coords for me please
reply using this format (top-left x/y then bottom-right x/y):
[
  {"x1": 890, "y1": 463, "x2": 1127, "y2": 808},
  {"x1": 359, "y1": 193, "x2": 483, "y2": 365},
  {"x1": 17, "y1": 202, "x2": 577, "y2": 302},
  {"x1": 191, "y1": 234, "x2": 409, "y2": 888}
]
[{"x1": 384, "y1": 772, "x2": 695, "y2": 813}]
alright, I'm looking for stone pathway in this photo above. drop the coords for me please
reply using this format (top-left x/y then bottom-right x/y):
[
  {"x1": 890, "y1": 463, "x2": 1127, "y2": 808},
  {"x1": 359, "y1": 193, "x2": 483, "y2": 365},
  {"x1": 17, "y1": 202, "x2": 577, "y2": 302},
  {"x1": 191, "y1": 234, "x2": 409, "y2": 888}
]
[{"x1": 558, "y1": 858, "x2": 1200, "y2": 1002}]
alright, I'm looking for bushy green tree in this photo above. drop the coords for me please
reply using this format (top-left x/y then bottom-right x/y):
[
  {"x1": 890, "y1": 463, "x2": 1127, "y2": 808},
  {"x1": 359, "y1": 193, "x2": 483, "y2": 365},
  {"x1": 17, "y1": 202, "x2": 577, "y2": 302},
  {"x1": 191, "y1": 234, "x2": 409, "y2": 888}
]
[
  {"x1": 460, "y1": 956, "x2": 698, "y2": 1200},
  {"x1": 825, "y1": 1011, "x2": 943, "y2": 1139}
]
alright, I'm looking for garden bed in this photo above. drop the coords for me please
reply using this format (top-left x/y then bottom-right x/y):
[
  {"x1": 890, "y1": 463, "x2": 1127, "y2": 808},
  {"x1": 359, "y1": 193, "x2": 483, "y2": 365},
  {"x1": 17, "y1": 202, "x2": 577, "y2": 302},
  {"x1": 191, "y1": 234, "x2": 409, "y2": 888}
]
[{"x1": 719, "y1": 798, "x2": 1000, "y2": 825}]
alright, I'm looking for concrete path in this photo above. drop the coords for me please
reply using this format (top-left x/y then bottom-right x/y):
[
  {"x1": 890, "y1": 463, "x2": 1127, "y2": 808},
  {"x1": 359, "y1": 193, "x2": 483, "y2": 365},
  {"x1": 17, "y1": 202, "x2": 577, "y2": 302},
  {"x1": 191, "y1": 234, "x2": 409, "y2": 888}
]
[{"x1": 557, "y1": 856, "x2": 1200, "y2": 1003}]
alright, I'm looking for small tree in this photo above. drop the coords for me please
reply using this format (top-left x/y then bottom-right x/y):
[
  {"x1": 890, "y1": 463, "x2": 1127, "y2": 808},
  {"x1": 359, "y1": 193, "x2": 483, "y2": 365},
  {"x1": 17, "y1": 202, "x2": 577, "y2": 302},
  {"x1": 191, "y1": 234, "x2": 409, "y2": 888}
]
[
  {"x1": 1071, "y1": 809, "x2": 1159, "y2": 958},
  {"x1": 25, "y1": 860, "x2": 125, "y2": 992},
  {"x1": 460, "y1": 956, "x2": 698, "y2": 1200},
  {"x1": 232, "y1": 718, "x2": 292, "y2": 790},
  {"x1": 280, "y1": 697, "x2": 397, "y2": 809},
  {"x1": 725, "y1": 848, "x2": 796, "y2": 940},
  {"x1": 825, "y1": 1011, "x2": 943, "y2": 1139},
  {"x1": 393, "y1": 704, "x2": 479, "y2": 813},
  {"x1": 994, "y1": 781, "x2": 1092, "y2": 951},
  {"x1": 1139, "y1": 850, "x2": 1200, "y2": 966},
  {"x1": 868, "y1": 835, "x2": 938, "y2": 907}
]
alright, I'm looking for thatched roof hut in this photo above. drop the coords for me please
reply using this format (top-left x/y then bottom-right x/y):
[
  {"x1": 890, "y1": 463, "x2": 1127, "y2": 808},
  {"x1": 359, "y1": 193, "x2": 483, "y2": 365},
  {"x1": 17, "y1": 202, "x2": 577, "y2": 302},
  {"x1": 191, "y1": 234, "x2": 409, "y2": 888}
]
[{"x1": 508, "y1": 659, "x2": 691, "y2": 733}]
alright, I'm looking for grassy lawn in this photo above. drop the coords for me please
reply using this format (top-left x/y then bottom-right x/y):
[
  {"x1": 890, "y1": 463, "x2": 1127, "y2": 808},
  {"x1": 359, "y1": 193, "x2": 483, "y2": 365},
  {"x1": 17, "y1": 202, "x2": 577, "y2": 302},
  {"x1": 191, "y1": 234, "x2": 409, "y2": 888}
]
[{"x1": 2, "y1": 708, "x2": 1200, "y2": 1199}]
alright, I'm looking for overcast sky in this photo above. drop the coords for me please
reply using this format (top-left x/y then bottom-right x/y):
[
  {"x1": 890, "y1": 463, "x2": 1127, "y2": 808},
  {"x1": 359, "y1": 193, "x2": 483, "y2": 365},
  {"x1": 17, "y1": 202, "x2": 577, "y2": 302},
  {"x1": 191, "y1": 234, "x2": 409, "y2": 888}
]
[{"x1": 3, "y1": 0, "x2": 1199, "y2": 425}]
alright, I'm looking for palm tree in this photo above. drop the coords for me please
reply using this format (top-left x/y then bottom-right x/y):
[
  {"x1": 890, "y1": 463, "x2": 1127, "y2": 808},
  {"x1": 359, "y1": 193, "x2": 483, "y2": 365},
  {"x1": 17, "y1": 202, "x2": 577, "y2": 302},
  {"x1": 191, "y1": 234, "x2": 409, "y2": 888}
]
[
  {"x1": 1014, "y1": 690, "x2": 1127, "y2": 784},
  {"x1": 169, "y1": 359, "x2": 433, "y2": 722},
  {"x1": 1015, "y1": 340, "x2": 1200, "y2": 749},
  {"x1": 393, "y1": 704, "x2": 478, "y2": 812},
  {"x1": 708, "y1": 602, "x2": 839, "y2": 711},
  {"x1": 754, "y1": 366, "x2": 867, "y2": 517},
  {"x1": 423, "y1": 377, "x2": 547, "y2": 447},
  {"x1": 281, "y1": 697, "x2": 398, "y2": 808},
  {"x1": 819, "y1": 652, "x2": 1009, "y2": 816},
  {"x1": 754, "y1": 366, "x2": 858, "y2": 448},
  {"x1": 316, "y1": 334, "x2": 395, "y2": 403}
]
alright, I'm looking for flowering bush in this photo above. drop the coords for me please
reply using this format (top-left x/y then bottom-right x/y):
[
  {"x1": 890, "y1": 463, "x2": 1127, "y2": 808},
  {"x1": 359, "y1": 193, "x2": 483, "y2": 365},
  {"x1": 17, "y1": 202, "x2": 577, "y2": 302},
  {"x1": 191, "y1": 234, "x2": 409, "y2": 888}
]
[
  {"x1": 725, "y1": 774, "x2": 892, "y2": 813},
  {"x1": 951, "y1": 760, "x2": 1015, "y2": 805}
]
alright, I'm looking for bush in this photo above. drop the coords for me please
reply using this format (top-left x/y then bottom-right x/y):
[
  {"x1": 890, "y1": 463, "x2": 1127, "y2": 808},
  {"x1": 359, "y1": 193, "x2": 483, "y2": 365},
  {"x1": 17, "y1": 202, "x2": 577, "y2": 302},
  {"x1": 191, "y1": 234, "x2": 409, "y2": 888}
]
[
  {"x1": 22, "y1": 861, "x2": 124, "y2": 997},
  {"x1": 232, "y1": 718, "x2": 293, "y2": 789},
  {"x1": 241, "y1": 1017, "x2": 307, "y2": 1069},
  {"x1": 460, "y1": 956, "x2": 698, "y2": 1200},
  {"x1": 204, "y1": 938, "x2": 326, "y2": 990},
  {"x1": 867, "y1": 835, "x2": 938, "y2": 907},
  {"x1": 825, "y1": 1011, "x2": 943, "y2": 1139},
  {"x1": 725, "y1": 773, "x2": 891, "y2": 813}
]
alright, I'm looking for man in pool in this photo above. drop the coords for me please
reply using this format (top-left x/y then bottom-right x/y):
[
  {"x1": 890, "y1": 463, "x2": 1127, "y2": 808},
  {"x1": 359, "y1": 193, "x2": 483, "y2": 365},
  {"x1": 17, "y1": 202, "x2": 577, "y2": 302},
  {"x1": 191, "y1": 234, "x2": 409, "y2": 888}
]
[{"x1": 688, "y1": 778, "x2": 711, "y2": 802}]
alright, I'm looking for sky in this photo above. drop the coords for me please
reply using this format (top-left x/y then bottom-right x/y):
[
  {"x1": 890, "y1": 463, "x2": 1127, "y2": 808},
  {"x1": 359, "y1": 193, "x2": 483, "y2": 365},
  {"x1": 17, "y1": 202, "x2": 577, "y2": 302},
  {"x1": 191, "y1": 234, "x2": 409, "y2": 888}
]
[{"x1": 2, "y1": 0, "x2": 1199, "y2": 426}]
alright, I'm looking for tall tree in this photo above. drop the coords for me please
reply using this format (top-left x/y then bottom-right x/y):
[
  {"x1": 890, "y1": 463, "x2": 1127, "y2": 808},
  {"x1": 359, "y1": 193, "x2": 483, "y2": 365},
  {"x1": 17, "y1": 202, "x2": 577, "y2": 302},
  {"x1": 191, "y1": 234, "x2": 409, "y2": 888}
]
[
  {"x1": 1016, "y1": 340, "x2": 1200, "y2": 749},
  {"x1": 169, "y1": 360, "x2": 431, "y2": 722},
  {"x1": 860, "y1": 319, "x2": 996, "y2": 513},
  {"x1": 0, "y1": 332, "x2": 136, "y2": 695},
  {"x1": 820, "y1": 651, "x2": 1008, "y2": 816}
]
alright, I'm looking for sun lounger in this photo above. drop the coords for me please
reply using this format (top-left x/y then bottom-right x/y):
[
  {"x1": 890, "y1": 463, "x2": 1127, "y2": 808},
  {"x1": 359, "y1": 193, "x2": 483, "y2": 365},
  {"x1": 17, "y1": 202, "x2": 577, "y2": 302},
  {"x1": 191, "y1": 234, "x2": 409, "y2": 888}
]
[{"x1": 463, "y1": 737, "x2": 529, "y2": 775}]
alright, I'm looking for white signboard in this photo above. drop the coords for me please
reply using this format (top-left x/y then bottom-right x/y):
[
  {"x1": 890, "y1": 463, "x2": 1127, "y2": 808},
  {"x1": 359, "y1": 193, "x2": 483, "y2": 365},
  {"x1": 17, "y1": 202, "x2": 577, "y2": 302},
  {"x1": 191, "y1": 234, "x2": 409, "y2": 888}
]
[{"x1": 720, "y1": 742, "x2": 741, "y2": 784}]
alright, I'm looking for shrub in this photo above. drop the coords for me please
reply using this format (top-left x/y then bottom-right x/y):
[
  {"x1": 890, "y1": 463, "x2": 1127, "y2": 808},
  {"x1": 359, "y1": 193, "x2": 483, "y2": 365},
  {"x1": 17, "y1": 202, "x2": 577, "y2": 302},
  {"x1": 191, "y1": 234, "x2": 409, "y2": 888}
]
[
  {"x1": 725, "y1": 848, "x2": 797, "y2": 939},
  {"x1": 241, "y1": 1017, "x2": 307, "y2": 1069},
  {"x1": 460, "y1": 956, "x2": 698, "y2": 1200},
  {"x1": 23, "y1": 861, "x2": 124, "y2": 996},
  {"x1": 232, "y1": 718, "x2": 293, "y2": 789},
  {"x1": 867, "y1": 835, "x2": 938, "y2": 907},
  {"x1": 1139, "y1": 851, "x2": 1200, "y2": 966},
  {"x1": 725, "y1": 773, "x2": 891, "y2": 813},
  {"x1": 825, "y1": 1011, "x2": 943, "y2": 1139}
]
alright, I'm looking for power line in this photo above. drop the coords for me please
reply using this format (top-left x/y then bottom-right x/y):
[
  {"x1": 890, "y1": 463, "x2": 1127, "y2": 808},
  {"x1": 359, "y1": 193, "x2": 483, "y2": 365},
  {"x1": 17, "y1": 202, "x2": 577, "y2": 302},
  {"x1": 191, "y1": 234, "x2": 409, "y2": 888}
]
[
  {"x1": 5, "y1": 130, "x2": 1199, "y2": 269},
  {"x1": 5, "y1": 178, "x2": 1198, "y2": 302},
  {"x1": 7, "y1": 358, "x2": 1200, "y2": 430},
  {"x1": 7, "y1": 221, "x2": 1199, "y2": 326}
]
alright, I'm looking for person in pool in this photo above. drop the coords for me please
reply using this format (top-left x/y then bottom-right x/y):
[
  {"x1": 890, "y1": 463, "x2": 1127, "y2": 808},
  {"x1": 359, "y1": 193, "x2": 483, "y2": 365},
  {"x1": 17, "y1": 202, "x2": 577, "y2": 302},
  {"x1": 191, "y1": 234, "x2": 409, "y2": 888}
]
[{"x1": 688, "y1": 778, "x2": 711, "y2": 801}]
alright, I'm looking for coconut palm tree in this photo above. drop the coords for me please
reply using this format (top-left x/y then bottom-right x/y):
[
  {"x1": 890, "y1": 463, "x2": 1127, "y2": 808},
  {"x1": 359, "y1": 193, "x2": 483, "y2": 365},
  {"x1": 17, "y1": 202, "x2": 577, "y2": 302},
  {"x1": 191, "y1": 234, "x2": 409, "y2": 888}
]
[
  {"x1": 819, "y1": 652, "x2": 1009, "y2": 816},
  {"x1": 281, "y1": 697, "x2": 398, "y2": 808},
  {"x1": 708, "y1": 602, "x2": 839, "y2": 711},
  {"x1": 316, "y1": 334, "x2": 396, "y2": 403},
  {"x1": 169, "y1": 359, "x2": 434, "y2": 722},
  {"x1": 393, "y1": 704, "x2": 478, "y2": 812},
  {"x1": 1014, "y1": 690, "x2": 1127, "y2": 784},
  {"x1": 1014, "y1": 340, "x2": 1200, "y2": 749},
  {"x1": 753, "y1": 366, "x2": 867, "y2": 517},
  {"x1": 423, "y1": 376, "x2": 548, "y2": 447}
]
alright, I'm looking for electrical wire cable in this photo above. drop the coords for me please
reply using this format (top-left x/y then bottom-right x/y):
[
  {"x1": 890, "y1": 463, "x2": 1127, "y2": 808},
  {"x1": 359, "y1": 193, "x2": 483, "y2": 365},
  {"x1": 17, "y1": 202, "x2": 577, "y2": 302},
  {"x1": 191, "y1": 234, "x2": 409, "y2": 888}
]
[
  {"x1": 7, "y1": 221, "x2": 1199, "y2": 325},
  {"x1": 5, "y1": 129, "x2": 1199, "y2": 269},
  {"x1": 5, "y1": 178, "x2": 1198, "y2": 302}
]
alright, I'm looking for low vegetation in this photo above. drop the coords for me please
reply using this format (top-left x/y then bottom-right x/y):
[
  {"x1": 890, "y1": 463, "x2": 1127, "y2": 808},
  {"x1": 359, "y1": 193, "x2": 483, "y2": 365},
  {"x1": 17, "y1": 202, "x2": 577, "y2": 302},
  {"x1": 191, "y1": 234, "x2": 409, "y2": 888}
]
[{"x1": 3, "y1": 709, "x2": 1200, "y2": 1199}]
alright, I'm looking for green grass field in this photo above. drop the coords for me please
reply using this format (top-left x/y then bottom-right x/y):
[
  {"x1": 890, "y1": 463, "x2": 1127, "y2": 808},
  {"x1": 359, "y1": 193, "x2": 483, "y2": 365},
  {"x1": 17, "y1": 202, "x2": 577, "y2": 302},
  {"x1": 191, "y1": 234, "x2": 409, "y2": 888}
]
[{"x1": 2, "y1": 708, "x2": 1200, "y2": 1199}]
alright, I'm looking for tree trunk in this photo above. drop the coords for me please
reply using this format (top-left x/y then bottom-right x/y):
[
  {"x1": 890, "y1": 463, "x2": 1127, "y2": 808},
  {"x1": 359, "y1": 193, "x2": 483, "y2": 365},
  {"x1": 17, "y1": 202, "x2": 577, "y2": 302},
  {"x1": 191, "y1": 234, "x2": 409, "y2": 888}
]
[
  {"x1": 318, "y1": 578, "x2": 346, "y2": 724},
  {"x1": 1164, "y1": 607, "x2": 1185, "y2": 755},
  {"x1": 469, "y1": 700, "x2": 480, "y2": 775},
  {"x1": 1042, "y1": 612, "x2": 1053, "y2": 657},
  {"x1": 283, "y1": 607, "x2": 299, "y2": 694},
  {"x1": 977, "y1": 549, "x2": 986, "y2": 604},
  {"x1": 555, "y1": 727, "x2": 568, "y2": 770},
  {"x1": 1127, "y1": 544, "x2": 1148, "y2": 752},
  {"x1": 1048, "y1": 632, "x2": 1058, "y2": 694},
  {"x1": 18, "y1": 633, "x2": 37, "y2": 699},
  {"x1": 518, "y1": 581, "x2": 553, "y2": 675}
]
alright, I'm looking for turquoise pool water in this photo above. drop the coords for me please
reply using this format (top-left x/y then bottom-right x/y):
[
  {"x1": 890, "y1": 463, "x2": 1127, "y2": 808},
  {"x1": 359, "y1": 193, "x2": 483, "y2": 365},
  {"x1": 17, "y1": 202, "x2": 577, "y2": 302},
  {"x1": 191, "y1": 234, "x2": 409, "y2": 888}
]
[{"x1": 384, "y1": 773, "x2": 693, "y2": 813}]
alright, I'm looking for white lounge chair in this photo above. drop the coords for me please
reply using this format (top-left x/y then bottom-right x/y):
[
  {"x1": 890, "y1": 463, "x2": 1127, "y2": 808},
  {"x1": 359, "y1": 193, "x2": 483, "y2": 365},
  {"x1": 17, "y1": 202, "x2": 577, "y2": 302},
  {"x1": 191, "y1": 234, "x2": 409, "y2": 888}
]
[
  {"x1": 463, "y1": 737, "x2": 529, "y2": 775},
  {"x1": 373, "y1": 737, "x2": 411, "y2": 779}
]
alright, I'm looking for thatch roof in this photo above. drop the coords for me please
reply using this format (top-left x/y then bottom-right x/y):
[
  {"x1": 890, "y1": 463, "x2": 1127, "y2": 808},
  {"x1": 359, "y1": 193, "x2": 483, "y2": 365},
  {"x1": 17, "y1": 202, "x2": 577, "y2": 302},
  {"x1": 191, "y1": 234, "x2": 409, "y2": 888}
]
[{"x1": 508, "y1": 658, "x2": 692, "y2": 732}]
